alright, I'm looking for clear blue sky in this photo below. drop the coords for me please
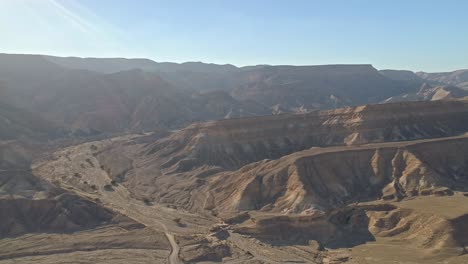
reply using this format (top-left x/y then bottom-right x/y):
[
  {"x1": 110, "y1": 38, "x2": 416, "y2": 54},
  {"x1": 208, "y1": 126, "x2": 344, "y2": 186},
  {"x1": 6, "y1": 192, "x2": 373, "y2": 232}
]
[{"x1": 1, "y1": 0, "x2": 467, "y2": 72}]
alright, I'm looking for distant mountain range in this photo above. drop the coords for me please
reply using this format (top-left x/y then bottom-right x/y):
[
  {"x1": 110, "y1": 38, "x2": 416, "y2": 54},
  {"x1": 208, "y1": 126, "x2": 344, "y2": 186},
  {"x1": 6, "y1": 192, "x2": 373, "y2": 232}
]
[
  {"x1": 417, "y1": 69, "x2": 468, "y2": 89},
  {"x1": 2, "y1": 53, "x2": 468, "y2": 264},
  {"x1": 0, "y1": 53, "x2": 466, "y2": 140}
]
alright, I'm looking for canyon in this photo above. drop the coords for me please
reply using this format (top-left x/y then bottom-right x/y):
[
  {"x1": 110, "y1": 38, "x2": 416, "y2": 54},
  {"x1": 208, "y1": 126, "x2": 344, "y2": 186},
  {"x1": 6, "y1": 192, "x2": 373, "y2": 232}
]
[
  {"x1": 19, "y1": 98, "x2": 468, "y2": 263},
  {"x1": 1, "y1": 54, "x2": 468, "y2": 263}
]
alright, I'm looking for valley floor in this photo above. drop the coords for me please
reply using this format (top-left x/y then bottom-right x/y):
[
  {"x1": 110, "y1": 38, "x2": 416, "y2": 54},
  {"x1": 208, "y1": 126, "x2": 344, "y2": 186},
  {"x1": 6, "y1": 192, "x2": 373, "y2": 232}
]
[{"x1": 3, "y1": 134, "x2": 468, "y2": 263}]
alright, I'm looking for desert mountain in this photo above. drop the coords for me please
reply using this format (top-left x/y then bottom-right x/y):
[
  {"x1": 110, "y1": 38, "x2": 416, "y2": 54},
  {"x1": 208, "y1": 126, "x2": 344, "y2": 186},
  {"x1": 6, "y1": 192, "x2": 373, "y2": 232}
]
[
  {"x1": 45, "y1": 54, "x2": 427, "y2": 101},
  {"x1": 44, "y1": 55, "x2": 250, "y2": 93},
  {"x1": 74, "y1": 99, "x2": 468, "y2": 212},
  {"x1": 381, "y1": 83, "x2": 468, "y2": 103},
  {"x1": 205, "y1": 135, "x2": 468, "y2": 213},
  {"x1": 375, "y1": 70, "x2": 468, "y2": 102},
  {"x1": 379, "y1": 69, "x2": 425, "y2": 82},
  {"x1": 229, "y1": 65, "x2": 422, "y2": 111},
  {"x1": 417, "y1": 69, "x2": 468, "y2": 88},
  {"x1": 144, "y1": 99, "x2": 468, "y2": 170},
  {"x1": 416, "y1": 84, "x2": 468, "y2": 100},
  {"x1": 0, "y1": 101, "x2": 63, "y2": 141},
  {"x1": 45, "y1": 55, "x2": 240, "y2": 74},
  {"x1": 0, "y1": 54, "x2": 268, "y2": 136},
  {"x1": 0, "y1": 138, "x2": 171, "y2": 262},
  {"x1": 4, "y1": 54, "x2": 465, "y2": 140},
  {"x1": 0, "y1": 140, "x2": 140, "y2": 237},
  {"x1": 27, "y1": 98, "x2": 468, "y2": 264},
  {"x1": 3, "y1": 53, "x2": 468, "y2": 263}
]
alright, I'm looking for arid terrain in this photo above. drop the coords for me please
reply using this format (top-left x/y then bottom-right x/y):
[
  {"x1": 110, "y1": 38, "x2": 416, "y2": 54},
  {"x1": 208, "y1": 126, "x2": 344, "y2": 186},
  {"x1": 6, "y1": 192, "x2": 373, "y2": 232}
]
[{"x1": 1, "y1": 54, "x2": 468, "y2": 263}]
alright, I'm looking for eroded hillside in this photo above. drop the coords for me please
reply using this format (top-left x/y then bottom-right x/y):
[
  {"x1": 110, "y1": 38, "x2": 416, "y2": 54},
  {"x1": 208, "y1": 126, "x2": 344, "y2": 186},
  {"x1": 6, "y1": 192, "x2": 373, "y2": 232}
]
[{"x1": 3, "y1": 98, "x2": 467, "y2": 263}]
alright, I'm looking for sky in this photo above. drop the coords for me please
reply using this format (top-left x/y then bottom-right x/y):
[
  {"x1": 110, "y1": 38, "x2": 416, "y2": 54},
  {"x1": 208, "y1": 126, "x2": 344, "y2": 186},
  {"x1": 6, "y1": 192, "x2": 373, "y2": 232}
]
[{"x1": 0, "y1": 0, "x2": 467, "y2": 72}]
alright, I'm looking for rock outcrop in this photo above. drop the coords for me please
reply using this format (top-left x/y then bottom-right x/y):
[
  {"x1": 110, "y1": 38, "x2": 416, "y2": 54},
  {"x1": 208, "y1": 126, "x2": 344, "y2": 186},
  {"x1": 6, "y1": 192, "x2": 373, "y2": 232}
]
[
  {"x1": 204, "y1": 136, "x2": 468, "y2": 213},
  {"x1": 231, "y1": 65, "x2": 419, "y2": 111},
  {"x1": 0, "y1": 141, "x2": 141, "y2": 238},
  {"x1": 0, "y1": 191, "x2": 138, "y2": 237},
  {"x1": 145, "y1": 99, "x2": 468, "y2": 171},
  {"x1": 88, "y1": 99, "x2": 468, "y2": 215},
  {"x1": 382, "y1": 83, "x2": 468, "y2": 103},
  {"x1": 24, "y1": 97, "x2": 468, "y2": 263},
  {"x1": 417, "y1": 69, "x2": 468, "y2": 86}
]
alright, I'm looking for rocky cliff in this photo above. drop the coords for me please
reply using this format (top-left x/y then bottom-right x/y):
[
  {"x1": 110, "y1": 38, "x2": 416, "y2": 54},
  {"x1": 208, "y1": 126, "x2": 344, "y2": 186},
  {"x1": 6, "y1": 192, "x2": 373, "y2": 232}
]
[
  {"x1": 145, "y1": 99, "x2": 468, "y2": 171},
  {"x1": 88, "y1": 99, "x2": 468, "y2": 216},
  {"x1": 204, "y1": 136, "x2": 468, "y2": 213}
]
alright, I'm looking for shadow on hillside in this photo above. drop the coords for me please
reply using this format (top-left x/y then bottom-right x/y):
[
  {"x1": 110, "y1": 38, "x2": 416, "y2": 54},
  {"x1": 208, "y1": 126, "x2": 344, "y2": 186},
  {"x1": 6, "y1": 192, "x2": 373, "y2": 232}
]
[{"x1": 236, "y1": 208, "x2": 376, "y2": 249}]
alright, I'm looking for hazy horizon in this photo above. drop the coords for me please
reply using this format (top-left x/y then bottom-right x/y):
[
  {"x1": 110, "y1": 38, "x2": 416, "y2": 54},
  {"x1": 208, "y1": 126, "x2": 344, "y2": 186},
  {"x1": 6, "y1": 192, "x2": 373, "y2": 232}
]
[
  {"x1": 3, "y1": 52, "x2": 467, "y2": 74},
  {"x1": 1, "y1": 0, "x2": 468, "y2": 72}
]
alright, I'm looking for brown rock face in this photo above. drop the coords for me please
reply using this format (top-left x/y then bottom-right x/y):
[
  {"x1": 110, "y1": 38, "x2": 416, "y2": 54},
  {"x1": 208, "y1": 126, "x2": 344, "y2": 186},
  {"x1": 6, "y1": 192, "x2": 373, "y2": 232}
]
[
  {"x1": 21, "y1": 97, "x2": 468, "y2": 263},
  {"x1": 206, "y1": 136, "x2": 468, "y2": 213},
  {"x1": 418, "y1": 69, "x2": 468, "y2": 86},
  {"x1": 0, "y1": 167, "x2": 140, "y2": 238},
  {"x1": 0, "y1": 101, "x2": 62, "y2": 141},
  {"x1": 232, "y1": 202, "x2": 468, "y2": 253},
  {"x1": 0, "y1": 193, "x2": 136, "y2": 237},
  {"x1": 0, "y1": 141, "x2": 140, "y2": 238},
  {"x1": 145, "y1": 99, "x2": 468, "y2": 171},
  {"x1": 93, "y1": 99, "x2": 468, "y2": 215},
  {"x1": 382, "y1": 83, "x2": 468, "y2": 103},
  {"x1": 234, "y1": 207, "x2": 374, "y2": 248},
  {"x1": 230, "y1": 65, "x2": 419, "y2": 110}
]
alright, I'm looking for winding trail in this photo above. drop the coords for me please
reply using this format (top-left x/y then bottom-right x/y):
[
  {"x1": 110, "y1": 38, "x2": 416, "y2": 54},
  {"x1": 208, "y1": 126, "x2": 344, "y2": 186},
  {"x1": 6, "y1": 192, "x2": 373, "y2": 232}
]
[
  {"x1": 165, "y1": 233, "x2": 181, "y2": 264},
  {"x1": 31, "y1": 140, "x2": 202, "y2": 264},
  {"x1": 103, "y1": 200, "x2": 182, "y2": 264}
]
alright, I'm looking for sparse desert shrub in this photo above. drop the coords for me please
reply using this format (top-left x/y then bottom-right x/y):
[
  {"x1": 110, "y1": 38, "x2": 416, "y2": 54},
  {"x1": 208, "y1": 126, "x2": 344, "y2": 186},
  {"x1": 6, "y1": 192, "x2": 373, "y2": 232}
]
[
  {"x1": 222, "y1": 211, "x2": 250, "y2": 225},
  {"x1": 103, "y1": 184, "x2": 114, "y2": 191},
  {"x1": 173, "y1": 218, "x2": 186, "y2": 227},
  {"x1": 52, "y1": 180, "x2": 60, "y2": 186},
  {"x1": 85, "y1": 158, "x2": 95, "y2": 167},
  {"x1": 143, "y1": 198, "x2": 152, "y2": 205},
  {"x1": 111, "y1": 180, "x2": 118, "y2": 186}
]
